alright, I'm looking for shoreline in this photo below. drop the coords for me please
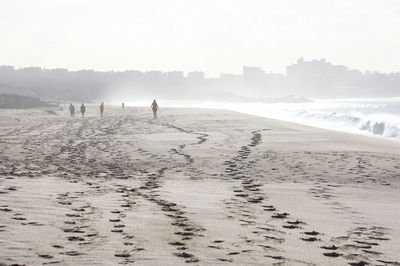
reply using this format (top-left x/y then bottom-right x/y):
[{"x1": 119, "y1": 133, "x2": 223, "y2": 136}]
[
  {"x1": 143, "y1": 98, "x2": 400, "y2": 145},
  {"x1": 8, "y1": 103, "x2": 400, "y2": 147},
  {"x1": 222, "y1": 108, "x2": 400, "y2": 149}
]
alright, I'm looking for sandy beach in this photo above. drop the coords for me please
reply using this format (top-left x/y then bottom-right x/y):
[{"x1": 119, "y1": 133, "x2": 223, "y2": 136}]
[{"x1": 0, "y1": 105, "x2": 399, "y2": 266}]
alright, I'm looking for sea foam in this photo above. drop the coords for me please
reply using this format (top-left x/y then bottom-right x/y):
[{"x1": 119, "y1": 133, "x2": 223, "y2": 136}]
[{"x1": 162, "y1": 97, "x2": 400, "y2": 141}]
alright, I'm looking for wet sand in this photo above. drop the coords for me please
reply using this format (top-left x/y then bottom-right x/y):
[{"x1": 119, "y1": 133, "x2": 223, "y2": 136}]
[{"x1": 0, "y1": 105, "x2": 399, "y2": 265}]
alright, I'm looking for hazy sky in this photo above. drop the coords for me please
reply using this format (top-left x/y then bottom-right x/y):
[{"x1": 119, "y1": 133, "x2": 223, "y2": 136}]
[{"x1": 1, "y1": 0, "x2": 399, "y2": 76}]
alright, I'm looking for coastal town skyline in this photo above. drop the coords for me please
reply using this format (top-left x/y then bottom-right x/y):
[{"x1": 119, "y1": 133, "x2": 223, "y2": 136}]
[{"x1": 1, "y1": 57, "x2": 400, "y2": 101}]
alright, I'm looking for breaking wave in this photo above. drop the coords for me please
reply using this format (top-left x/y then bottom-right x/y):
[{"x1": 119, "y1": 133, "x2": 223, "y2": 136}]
[
  {"x1": 232, "y1": 97, "x2": 400, "y2": 141},
  {"x1": 269, "y1": 98, "x2": 400, "y2": 140},
  {"x1": 163, "y1": 97, "x2": 400, "y2": 141}
]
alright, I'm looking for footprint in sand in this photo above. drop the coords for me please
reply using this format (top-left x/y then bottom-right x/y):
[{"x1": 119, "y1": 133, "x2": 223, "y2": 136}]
[
  {"x1": 12, "y1": 217, "x2": 27, "y2": 221},
  {"x1": 174, "y1": 252, "x2": 199, "y2": 263},
  {"x1": 218, "y1": 258, "x2": 233, "y2": 262},
  {"x1": 304, "y1": 231, "x2": 319, "y2": 236},
  {"x1": 114, "y1": 252, "x2": 131, "y2": 258},
  {"x1": 323, "y1": 252, "x2": 342, "y2": 257},
  {"x1": 283, "y1": 225, "x2": 299, "y2": 229},
  {"x1": 287, "y1": 219, "x2": 305, "y2": 225},
  {"x1": 321, "y1": 245, "x2": 338, "y2": 250},
  {"x1": 68, "y1": 236, "x2": 85, "y2": 241},
  {"x1": 301, "y1": 237, "x2": 320, "y2": 242},
  {"x1": 169, "y1": 241, "x2": 185, "y2": 246},
  {"x1": 0, "y1": 207, "x2": 12, "y2": 212},
  {"x1": 271, "y1": 212, "x2": 289, "y2": 219},
  {"x1": 227, "y1": 252, "x2": 240, "y2": 255},
  {"x1": 348, "y1": 261, "x2": 369, "y2": 266},
  {"x1": 64, "y1": 251, "x2": 85, "y2": 256}
]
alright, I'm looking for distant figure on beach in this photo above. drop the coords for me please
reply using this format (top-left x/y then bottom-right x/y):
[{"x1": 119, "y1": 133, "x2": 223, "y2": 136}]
[
  {"x1": 69, "y1": 103, "x2": 75, "y2": 117},
  {"x1": 100, "y1": 102, "x2": 104, "y2": 118},
  {"x1": 151, "y1": 100, "x2": 159, "y2": 119},
  {"x1": 80, "y1": 103, "x2": 86, "y2": 118},
  {"x1": 122, "y1": 102, "x2": 124, "y2": 111}
]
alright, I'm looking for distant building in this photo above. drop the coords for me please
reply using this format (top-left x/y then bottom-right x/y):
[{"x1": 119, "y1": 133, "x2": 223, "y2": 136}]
[
  {"x1": 285, "y1": 58, "x2": 353, "y2": 97},
  {"x1": 166, "y1": 71, "x2": 184, "y2": 81},
  {"x1": 219, "y1": 73, "x2": 242, "y2": 81},
  {"x1": 242, "y1": 66, "x2": 268, "y2": 95},
  {"x1": 243, "y1": 66, "x2": 266, "y2": 80},
  {"x1": 145, "y1": 71, "x2": 163, "y2": 80},
  {"x1": 187, "y1": 71, "x2": 205, "y2": 81},
  {"x1": 186, "y1": 71, "x2": 205, "y2": 92},
  {"x1": 286, "y1": 58, "x2": 347, "y2": 77}
]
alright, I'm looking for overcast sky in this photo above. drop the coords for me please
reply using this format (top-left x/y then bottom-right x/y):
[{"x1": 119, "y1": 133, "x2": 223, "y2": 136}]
[{"x1": 1, "y1": 0, "x2": 399, "y2": 76}]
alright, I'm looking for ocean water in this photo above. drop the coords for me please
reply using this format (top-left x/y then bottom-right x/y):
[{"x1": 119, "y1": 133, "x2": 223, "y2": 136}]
[{"x1": 160, "y1": 97, "x2": 400, "y2": 141}]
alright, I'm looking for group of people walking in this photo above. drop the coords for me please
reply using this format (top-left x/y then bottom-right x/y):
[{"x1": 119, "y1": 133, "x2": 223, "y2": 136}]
[
  {"x1": 68, "y1": 103, "x2": 86, "y2": 118},
  {"x1": 68, "y1": 100, "x2": 159, "y2": 120}
]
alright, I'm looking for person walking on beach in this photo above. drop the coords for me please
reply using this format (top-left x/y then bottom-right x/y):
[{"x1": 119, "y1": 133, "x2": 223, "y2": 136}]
[
  {"x1": 151, "y1": 99, "x2": 159, "y2": 119},
  {"x1": 122, "y1": 102, "x2": 125, "y2": 111},
  {"x1": 69, "y1": 103, "x2": 75, "y2": 117},
  {"x1": 80, "y1": 103, "x2": 86, "y2": 118},
  {"x1": 100, "y1": 102, "x2": 104, "y2": 118}
]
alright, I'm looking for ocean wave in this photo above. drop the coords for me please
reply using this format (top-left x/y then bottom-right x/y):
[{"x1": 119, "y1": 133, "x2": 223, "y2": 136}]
[
  {"x1": 261, "y1": 98, "x2": 400, "y2": 140},
  {"x1": 291, "y1": 109, "x2": 400, "y2": 139},
  {"x1": 162, "y1": 97, "x2": 400, "y2": 141}
]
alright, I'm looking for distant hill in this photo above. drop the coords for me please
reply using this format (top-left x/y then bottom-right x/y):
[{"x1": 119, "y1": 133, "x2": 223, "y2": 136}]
[{"x1": 0, "y1": 83, "x2": 53, "y2": 109}]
